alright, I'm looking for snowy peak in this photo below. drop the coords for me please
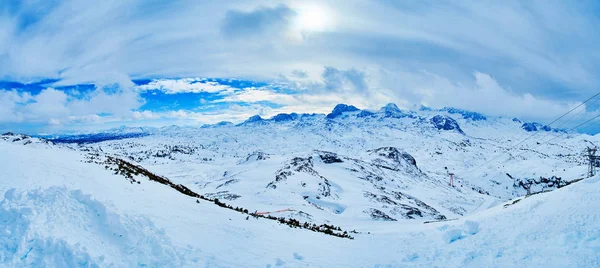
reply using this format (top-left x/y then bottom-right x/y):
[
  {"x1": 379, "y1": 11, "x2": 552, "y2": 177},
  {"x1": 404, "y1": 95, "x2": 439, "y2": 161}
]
[
  {"x1": 270, "y1": 113, "x2": 300, "y2": 122},
  {"x1": 247, "y1": 115, "x2": 263, "y2": 122},
  {"x1": 202, "y1": 121, "x2": 234, "y2": 128},
  {"x1": 356, "y1": 110, "x2": 376, "y2": 118},
  {"x1": 240, "y1": 115, "x2": 265, "y2": 125},
  {"x1": 417, "y1": 106, "x2": 486, "y2": 121},
  {"x1": 419, "y1": 105, "x2": 433, "y2": 111},
  {"x1": 379, "y1": 103, "x2": 409, "y2": 118},
  {"x1": 440, "y1": 107, "x2": 487, "y2": 121},
  {"x1": 382, "y1": 103, "x2": 400, "y2": 111},
  {"x1": 1, "y1": 132, "x2": 52, "y2": 146},
  {"x1": 21, "y1": 103, "x2": 568, "y2": 139},
  {"x1": 521, "y1": 122, "x2": 549, "y2": 132},
  {"x1": 106, "y1": 125, "x2": 150, "y2": 134},
  {"x1": 240, "y1": 113, "x2": 313, "y2": 124},
  {"x1": 326, "y1": 102, "x2": 414, "y2": 120},
  {"x1": 520, "y1": 122, "x2": 566, "y2": 133},
  {"x1": 1, "y1": 132, "x2": 32, "y2": 142},
  {"x1": 430, "y1": 115, "x2": 464, "y2": 134},
  {"x1": 326, "y1": 104, "x2": 360, "y2": 119}
]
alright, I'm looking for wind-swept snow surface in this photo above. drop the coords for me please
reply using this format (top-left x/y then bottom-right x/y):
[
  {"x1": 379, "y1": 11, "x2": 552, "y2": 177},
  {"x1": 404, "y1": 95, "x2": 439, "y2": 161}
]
[{"x1": 1, "y1": 138, "x2": 599, "y2": 267}]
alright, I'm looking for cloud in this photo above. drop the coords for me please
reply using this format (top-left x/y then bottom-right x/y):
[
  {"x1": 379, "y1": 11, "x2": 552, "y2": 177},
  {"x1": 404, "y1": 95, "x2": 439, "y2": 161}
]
[
  {"x1": 322, "y1": 67, "x2": 368, "y2": 93},
  {"x1": 290, "y1": 70, "x2": 308, "y2": 79},
  {"x1": 218, "y1": 88, "x2": 296, "y2": 104},
  {"x1": 131, "y1": 110, "x2": 157, "y2": 120},
  {"x1": 2, "y1": 0, "x2": 599, "y2": 99},
  {"x1": 220, "y1": 4, "x2": 296, "y2": 39},
  {"x1": 2, "y1": 1, "x2": 600, "y2": 133},
  {"x1": 215, "y1": 67, "x2": 389, "y2": 114},
  {"x1": 68, "y1": 114, "x2": 102, "y2": 124},
  {"x1": 0, "y1": 84, "x2": 143, "y2": 126},
  {"x1": 409, "y1": 71, "x2": 580, "y2": 121},
  {"x1": 217, "y1": 67, "x2": 584, "y2": 125},
  {"x1": 136, "y1": 78, "x2": 234, "y2": 94},
  {"x1": 68, "y1": 86, "x2": 142, "y2": 118},
  {"x1": 26, "y1": 88, "x2": 70, "y2": 121},
  {"x1": 0, "y1": 66, "x2": 591, "y2": 134},
  {"x1": 0, "y1": 90, "x2": 32, "y2": 123}
]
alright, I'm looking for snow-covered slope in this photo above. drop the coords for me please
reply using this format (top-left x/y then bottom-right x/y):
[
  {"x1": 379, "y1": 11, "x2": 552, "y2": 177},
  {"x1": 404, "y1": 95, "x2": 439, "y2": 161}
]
[
  {"x1": 1, "y1": 139, "x2": 599, "y2": 267},
  {"x1": 2, "y1": 103, "x2": 599, "y2": 266},
  {"x1": 46, "y1": 103, "x2": 589, "y2": 224}
]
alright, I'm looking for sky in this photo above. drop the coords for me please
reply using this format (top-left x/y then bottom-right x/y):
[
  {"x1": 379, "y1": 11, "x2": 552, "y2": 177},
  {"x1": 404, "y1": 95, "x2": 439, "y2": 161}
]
[{"x1": 2, "y1": 0, "x2": 600, "y2": 134}]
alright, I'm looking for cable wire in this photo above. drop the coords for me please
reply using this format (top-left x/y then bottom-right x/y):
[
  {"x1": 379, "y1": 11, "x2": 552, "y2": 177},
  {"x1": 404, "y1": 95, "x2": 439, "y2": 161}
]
[{"x1": 464, "y1": 91, "x2": 600, "y2": 174}]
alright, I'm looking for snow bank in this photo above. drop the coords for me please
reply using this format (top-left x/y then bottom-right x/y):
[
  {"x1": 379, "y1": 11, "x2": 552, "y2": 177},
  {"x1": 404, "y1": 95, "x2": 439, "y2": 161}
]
[
  {"x1": 0, "y1": 187, "x2": 191, "y2": 267},
  {"x1": 463, "y1": 220, "x2": 479, "y2": 235},
  {"x1": 443, "y1": 220, "x2": 479, "y2": 243},
  {"x1": 443, "y1": 229, "x2": 464, "y2": 243}
]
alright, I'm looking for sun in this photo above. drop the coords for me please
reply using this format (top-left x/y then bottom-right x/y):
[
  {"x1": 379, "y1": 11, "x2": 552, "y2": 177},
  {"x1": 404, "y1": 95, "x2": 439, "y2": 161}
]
[{"x1": 293, "y1": 4, "x2": 331, "y2": 33}]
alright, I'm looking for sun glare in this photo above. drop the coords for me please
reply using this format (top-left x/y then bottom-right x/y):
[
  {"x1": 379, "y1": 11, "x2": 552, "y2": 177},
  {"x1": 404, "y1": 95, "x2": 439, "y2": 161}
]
[{"x1": 293, "y1": 4, "x2": 331, "y2": 33}]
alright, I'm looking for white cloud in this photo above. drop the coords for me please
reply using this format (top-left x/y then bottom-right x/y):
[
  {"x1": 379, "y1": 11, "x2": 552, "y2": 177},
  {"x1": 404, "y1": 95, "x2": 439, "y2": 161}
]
[
  {"x1": 0, "y1": 85, "x2": 143, "y2": 126},
  {"x1": 389, "y1": 70, "x2": 580, "y2": 122},
  {"x1": 26, "y1": 88, "x2": 70, "y2": 120},
  {"x1": 2, "y1": 0, "x2": 598, "y2": 94},
  {"x1": 136, "y1": 78, "x2": 234, "y2": 94},
  {"x1": 48, "y1": 118, "x2": 61, "y2": 125},
  {"x1": 69, "y1": 87, "x2": 142, "y2": 117},
  {"x1": 131, "y1": 110, "x2": 157, "y2": 120},
  {"x1": 68, "y1": 114, "x2": 102, "y2": 124},
  {"x1": 218, "y1": 88, "x2": 296, "y2": 104},
  {"x1": 0, "y1": 90, "x2": 32, "y2": 123}
]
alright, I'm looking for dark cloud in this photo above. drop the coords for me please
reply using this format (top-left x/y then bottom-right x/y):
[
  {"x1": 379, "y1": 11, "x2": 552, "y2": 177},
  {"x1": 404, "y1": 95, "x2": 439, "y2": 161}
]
[{"x1": 220, "y1": 4, "x2": 296, "y2": 39}]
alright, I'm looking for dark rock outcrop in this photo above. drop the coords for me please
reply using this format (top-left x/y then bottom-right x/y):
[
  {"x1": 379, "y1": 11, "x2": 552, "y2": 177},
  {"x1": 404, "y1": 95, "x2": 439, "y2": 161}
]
[
  {"x1": 364, "y1": 208, "x2": 397, "y2": 221},
  {"x1": 431, "y1": 115, "x2": 464, "y2": 134},
  {"x1": 317, "y1": 151, "x2": 343, "y2": 164}
]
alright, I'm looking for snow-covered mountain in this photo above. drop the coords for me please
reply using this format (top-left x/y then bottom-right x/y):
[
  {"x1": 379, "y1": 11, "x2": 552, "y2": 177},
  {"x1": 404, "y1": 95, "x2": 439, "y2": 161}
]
[{"x1": 1, "y1": 103, "x2": 599, "y2": 267}]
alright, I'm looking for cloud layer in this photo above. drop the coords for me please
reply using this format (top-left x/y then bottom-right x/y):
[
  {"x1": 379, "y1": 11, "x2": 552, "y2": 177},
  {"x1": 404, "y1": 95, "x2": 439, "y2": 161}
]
[
  {"x1": 1, "y1": 0, "x2": 600, "y2": 133},
  {"x1": 221, "y1": 4, "x2": 296, "y2": 39}
]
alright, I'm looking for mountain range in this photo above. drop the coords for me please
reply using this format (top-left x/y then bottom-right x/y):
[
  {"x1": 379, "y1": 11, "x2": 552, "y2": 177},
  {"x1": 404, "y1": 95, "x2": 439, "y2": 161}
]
[{"x1": 1, "y1": 103, "x2": 598, "y2": 267}]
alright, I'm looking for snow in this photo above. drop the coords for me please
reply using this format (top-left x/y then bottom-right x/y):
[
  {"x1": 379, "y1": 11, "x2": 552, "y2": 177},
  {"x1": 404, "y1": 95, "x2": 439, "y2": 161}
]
[
  {"x1": 443, "y1": 228, "x2": 465, "y2": 243},
  {"x1": 0, "y1": 187, "x2": 185, "y2": 267},
  {"x1": 1, "y1": 104, "x2": 600, "y2": 266},
  {"x1": 303, "y1": 195, "x2": 347, "y2": 214},
  {"x1": 463, "y1": 220, "x2": 480, "y2": 235},
  {"x1": 442, "y1": 221, "x2": 479, "y2": 243}
]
